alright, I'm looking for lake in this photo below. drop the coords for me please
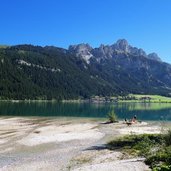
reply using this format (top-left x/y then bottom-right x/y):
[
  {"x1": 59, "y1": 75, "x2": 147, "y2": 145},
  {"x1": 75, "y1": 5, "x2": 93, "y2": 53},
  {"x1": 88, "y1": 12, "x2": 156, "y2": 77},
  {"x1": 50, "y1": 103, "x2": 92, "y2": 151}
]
[{"x1": 0, "y1": 102, "x2": 171, "y2": 121}]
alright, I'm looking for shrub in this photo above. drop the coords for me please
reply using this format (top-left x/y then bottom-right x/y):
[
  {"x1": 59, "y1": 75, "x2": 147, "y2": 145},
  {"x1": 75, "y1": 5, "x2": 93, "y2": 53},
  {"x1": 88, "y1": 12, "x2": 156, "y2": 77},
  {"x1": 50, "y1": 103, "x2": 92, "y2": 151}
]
[
  {"x1": 107, "y1": 109, "x2": 117, "y2": 123},
  {"x1": 108, "y1": 134, "x2": 163, "y2": 156},
  {"x1": 146, "y1": 146, "x2": 171, "y2": 169},
  {"x1": 107, "y1": 133, "x2": 171, "y2": 170},
  {"x1": 164, "y1": 130, "x2": 171, "y2": 146},
  {"x1": 153, "y1": 164, "x2": 171, "y2": 171}
]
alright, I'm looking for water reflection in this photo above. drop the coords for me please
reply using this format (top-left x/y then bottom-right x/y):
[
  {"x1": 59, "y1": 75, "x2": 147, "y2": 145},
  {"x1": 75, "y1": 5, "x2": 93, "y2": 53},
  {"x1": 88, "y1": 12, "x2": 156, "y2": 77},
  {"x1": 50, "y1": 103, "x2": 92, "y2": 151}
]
[{"x1": 0, "y1": 102, "x2": 171, "y2": 121}]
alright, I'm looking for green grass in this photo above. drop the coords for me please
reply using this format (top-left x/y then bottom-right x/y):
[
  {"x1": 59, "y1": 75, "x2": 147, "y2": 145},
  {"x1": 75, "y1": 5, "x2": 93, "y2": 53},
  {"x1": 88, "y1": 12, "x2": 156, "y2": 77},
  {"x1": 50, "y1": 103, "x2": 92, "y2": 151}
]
[
  {"x1": 113, "y1": 94, "x2": 171, "y2": 103},
  {"x1": 107, "y1": 131, "x2": 171, "y2": 170},
  {"x1": 108, "y1": 134, "x2": 163, "y2": 156},
  {"x1": 133, "y1": 94, "x2": 171, "y2": 102},
  {"x1": 0, "y1": 45, "x2": 9, "y2": 49}
]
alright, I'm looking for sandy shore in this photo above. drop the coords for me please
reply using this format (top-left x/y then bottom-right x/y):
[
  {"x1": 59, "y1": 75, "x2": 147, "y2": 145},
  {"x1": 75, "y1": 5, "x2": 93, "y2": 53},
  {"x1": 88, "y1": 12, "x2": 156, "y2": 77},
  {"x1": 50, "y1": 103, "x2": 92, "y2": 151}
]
[{"x1": 0, "y1": 117, "x2": 166, "y2": 171}]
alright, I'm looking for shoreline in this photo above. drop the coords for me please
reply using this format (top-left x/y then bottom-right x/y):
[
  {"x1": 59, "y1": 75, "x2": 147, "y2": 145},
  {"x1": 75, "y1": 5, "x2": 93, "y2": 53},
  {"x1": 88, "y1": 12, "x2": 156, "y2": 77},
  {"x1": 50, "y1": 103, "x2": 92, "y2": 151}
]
[
  {"x1": 0, "y1": 116, "x2": 169, "y2": 170},
  {"x1": 1, "y1": 99, "x2": 171, "y2": 103},
  {"x1": 1, "y1": 94, "x2": 171, "y2": 103}
]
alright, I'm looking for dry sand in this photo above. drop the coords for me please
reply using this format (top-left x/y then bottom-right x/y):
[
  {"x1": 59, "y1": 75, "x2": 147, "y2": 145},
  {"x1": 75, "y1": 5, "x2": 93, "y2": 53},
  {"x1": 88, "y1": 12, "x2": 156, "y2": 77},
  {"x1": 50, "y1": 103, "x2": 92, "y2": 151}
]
[
  {"x1": 18, "y1": 123, "x2": 104, "y2": 146},
  {"x1": 0, "y1": 117, "x2": 165, "y2": 171}
]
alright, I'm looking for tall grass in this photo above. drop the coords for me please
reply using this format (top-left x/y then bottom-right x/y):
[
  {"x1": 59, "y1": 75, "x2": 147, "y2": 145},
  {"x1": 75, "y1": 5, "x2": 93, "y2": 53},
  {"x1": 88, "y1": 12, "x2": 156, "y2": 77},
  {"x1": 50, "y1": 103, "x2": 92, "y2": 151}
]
[
  {"x1": 107, "y1": 109, "x2": 117, "y2": 123},
  {"x1": 164, "y1": 130, "x2": 171, "y2": 146},
  {"x1": 108, "y1": 131, "x2": 171, "y2": 170}
]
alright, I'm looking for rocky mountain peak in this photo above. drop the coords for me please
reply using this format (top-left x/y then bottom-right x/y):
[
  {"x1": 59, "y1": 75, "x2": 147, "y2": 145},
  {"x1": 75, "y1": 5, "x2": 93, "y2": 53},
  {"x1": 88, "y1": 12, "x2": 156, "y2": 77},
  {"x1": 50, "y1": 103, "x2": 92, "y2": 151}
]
[
  {"x1": 69, "y1": 43, "x2": 92, "y2": 52},
  {"x1": 114, "y1": 39, "x2": 129, "y2": 52},
  {"x1": 68, "y1": 43, "x2": 93, "y2": 63},
  {"x1": 68, "y1": 39, "x2": 162, "y2": 64},
  {"x1": 148, "y1": 53, "x2": 161, "y2": 62}
]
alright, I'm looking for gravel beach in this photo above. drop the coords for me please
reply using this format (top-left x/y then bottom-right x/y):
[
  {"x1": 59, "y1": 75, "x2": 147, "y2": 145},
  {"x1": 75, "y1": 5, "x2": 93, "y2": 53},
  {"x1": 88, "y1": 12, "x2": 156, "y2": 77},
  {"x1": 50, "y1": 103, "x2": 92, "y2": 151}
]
[{"x1": 0, "y1": 117, "x2": 164, "y2": 171}]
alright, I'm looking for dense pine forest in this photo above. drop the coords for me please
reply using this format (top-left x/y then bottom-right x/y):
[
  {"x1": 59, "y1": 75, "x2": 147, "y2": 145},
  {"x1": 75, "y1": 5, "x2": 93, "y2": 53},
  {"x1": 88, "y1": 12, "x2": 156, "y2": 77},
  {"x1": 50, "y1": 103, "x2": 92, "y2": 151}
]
[
  {"x1": 0, "y1": 43, "x2": 171, "y2": 100},
  {"x1": 0, "y1": 45, "x2": 116, "y2": 100}
]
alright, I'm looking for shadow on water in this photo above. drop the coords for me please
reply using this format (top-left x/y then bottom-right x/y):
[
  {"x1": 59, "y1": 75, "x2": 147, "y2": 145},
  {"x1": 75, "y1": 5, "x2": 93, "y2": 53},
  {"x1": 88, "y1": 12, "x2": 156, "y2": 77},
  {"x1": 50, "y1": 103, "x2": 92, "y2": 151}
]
[{"x1": 0, "y1": 102, "x2": 171, "y2": 121}]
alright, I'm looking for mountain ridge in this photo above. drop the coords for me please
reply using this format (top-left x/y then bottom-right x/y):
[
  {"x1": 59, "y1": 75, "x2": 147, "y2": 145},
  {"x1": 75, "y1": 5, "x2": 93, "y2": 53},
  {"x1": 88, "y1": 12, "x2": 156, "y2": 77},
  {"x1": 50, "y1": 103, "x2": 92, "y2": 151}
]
[
  {"x1": 0, "y1": 40, "x2": 171, "y2": 100},
  {"x1": 68, "y1": 39, "x2": 162, "y2": 64}
]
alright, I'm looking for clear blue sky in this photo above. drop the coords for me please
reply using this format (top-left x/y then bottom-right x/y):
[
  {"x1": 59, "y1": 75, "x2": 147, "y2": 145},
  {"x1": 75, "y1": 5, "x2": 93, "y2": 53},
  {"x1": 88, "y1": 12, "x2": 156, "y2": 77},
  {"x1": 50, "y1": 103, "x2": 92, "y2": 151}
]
[{"x1": 1, "y1": 0, "x2": 171, "y2": 63}]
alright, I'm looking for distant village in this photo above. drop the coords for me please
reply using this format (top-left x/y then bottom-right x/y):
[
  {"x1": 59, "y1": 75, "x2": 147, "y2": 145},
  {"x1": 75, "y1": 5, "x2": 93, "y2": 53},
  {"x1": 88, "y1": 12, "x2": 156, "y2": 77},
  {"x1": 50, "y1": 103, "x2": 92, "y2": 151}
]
[{"x1": 90, "y1": 95, "x2": 152, "y2": 103}]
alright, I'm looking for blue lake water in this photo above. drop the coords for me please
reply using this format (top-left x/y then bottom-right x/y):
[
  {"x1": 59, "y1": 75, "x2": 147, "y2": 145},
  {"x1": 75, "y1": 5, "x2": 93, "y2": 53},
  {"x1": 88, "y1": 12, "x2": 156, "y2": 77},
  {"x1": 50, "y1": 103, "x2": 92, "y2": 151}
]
[{"x1": 0, "y1": 102, "x2": 171, "y2": 121}]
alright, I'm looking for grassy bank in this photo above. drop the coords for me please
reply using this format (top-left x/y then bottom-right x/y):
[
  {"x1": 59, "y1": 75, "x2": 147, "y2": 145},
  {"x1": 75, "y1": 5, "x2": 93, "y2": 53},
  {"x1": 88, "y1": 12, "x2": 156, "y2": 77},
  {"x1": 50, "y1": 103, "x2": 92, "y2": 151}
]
[
  {"x1": 89, "y1": 94, "x2": 171, "y2": 103},
  {"x1": 107, "y1": 131, "x2": 171, "y2": 170},
  {"x1": 118, "y1": 94, "x2": 171, "y2": 103}
]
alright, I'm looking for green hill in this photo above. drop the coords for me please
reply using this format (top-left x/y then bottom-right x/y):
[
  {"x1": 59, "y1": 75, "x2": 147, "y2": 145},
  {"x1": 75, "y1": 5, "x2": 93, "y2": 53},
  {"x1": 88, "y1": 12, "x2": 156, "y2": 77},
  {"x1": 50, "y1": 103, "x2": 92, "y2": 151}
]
[
  {"x1": 0, "y1": 45, "x2": 116, "y2": 100},
  {"x1": 0, "y1": 44, "x2": 171, "y2": 100}
]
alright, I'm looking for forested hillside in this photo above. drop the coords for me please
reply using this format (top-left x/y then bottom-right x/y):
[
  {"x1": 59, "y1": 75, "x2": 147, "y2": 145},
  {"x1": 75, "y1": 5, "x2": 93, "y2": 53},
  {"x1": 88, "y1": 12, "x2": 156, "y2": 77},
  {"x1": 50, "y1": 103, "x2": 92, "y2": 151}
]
[
  {"x1": 0, "y1": 41, "x2": 171, "y2": 100},
  {"x1": 0, "y1": 45, "x2": 116, "y2": 100}
]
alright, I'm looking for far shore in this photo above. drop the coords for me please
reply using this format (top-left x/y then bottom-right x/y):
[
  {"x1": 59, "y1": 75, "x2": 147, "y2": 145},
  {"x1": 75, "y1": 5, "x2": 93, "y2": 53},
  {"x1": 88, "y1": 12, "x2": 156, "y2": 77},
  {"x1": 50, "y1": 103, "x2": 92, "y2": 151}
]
[
  {"x1": 1, "y1": 94, "x2": 171, "y2": 103},
  {"x1": 1, "y1": 98, "x2": 171, "y2": 104}
]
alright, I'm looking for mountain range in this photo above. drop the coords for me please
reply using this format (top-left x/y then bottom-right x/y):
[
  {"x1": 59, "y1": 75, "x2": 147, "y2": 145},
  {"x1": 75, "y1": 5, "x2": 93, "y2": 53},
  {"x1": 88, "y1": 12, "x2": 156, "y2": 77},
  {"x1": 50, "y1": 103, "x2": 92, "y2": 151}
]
[
  {"x1": 69, "y1": 39, "x2": 162, "y2": 63},
  {"x1": 0, "y1": 39, "x2": 171, "y2": 100}
]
